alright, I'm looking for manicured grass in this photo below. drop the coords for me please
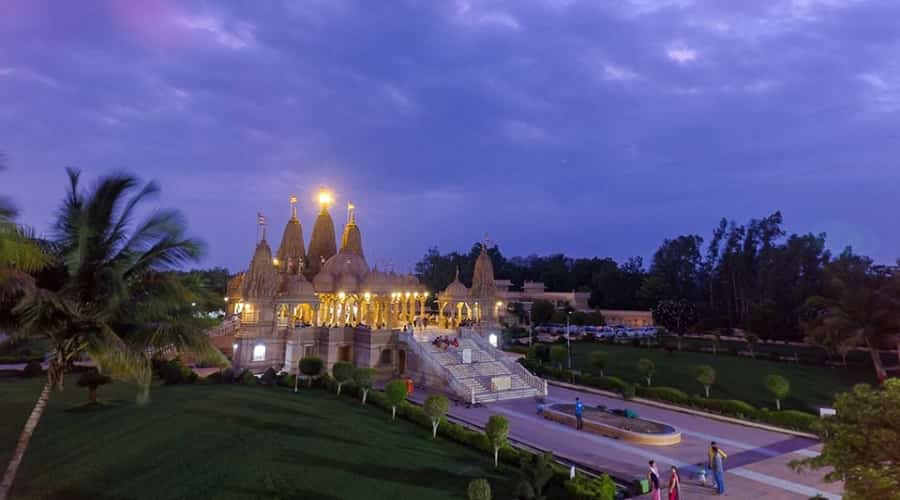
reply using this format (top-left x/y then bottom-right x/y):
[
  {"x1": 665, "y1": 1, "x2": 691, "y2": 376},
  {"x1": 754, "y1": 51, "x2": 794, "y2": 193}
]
[
  {"x1": 568, "y1": 342, "x2": 875, "y2": 412},
  {"x1": 1, "y1": 376, "x2": 517, "y2": 500}
]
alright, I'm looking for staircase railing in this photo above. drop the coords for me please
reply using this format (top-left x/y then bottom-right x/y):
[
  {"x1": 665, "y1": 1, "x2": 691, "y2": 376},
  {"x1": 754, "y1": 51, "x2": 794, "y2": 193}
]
[
  {"x1": 460, "y1": 328, "x2": 547, "y2": 396},
  {"x1": 207, "y1": 316, "x2": 240, "y2": 337},
  {"x1": 400, "y1": 332, "x2": 475, "y2": 405}
]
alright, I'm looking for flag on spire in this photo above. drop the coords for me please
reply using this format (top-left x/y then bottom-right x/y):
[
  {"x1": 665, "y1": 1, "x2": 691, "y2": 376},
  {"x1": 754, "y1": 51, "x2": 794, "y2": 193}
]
[{"x1": 257, "y1": 212, "x2": 266, "y2": 226}]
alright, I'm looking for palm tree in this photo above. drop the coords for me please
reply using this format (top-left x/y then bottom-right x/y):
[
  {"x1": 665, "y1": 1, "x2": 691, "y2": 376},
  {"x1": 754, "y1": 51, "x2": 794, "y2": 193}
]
[
  {"x1": 804, "y1": 251, "x2": 900, "y2": 381},
  {"x1": 1, "y1": 169, "x2": 225, "y2": 500}
]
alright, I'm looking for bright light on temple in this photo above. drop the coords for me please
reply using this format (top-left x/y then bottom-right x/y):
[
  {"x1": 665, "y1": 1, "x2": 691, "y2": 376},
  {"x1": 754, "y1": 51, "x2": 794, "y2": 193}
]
[
  {"x1": 338, "y1": 292, "x2": 346, "y2": 299},
  {"x1": 317, "y1": 190, "x2": 333, "y2": 208},
  {"x1": 273, "y1": 258, "x2": 280, "y2": 266}
]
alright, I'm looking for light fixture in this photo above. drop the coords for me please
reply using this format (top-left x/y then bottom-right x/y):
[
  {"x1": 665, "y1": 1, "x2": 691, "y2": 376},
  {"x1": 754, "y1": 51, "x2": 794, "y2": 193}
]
[
  {"x1": 224, "y1": 297, "x2": 229, "y2": 302},
  {"x1": 364, "y1": 292, "x2": 371, "y2": 300},
  {"x1": 338, "y1": 292, "x2": 346, "y2": 299},
  {"x1": 317, "y1": 189, "x2": 333, "y2": 208},
  {"x1": 232, "y1": 343, "x2": 238, "y2": 351}
]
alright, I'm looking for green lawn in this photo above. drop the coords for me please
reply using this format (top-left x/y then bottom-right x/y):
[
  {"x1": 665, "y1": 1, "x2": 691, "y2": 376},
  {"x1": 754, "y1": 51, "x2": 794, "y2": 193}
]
[
  {"x1": 0, "y1": 376, "x2": 517, "y2": 500},
  {"x1": 569, "y1": 342, "x2": 875, "y2": 412}
]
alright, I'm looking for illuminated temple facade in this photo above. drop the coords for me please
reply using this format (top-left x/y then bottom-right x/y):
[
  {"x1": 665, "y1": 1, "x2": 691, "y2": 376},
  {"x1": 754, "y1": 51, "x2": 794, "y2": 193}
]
[{"x1": 226, "y1": 193, "x2": 433, "y2": 375}]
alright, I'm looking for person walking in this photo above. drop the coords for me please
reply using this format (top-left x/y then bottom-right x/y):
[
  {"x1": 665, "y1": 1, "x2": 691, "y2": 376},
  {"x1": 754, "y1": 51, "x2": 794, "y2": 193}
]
[
  {"x1": 668, "y1": 465, "x2": 681, "y2": 500},
  {"x1": 648, "y1": 460, "x2": 661, "y2": 500},
  {"x1": 710, "y1": 444, "x2": 727, "y2": 495},
  {"x1": 574, "y1": 397, "x2": 584, "y2": 430}
]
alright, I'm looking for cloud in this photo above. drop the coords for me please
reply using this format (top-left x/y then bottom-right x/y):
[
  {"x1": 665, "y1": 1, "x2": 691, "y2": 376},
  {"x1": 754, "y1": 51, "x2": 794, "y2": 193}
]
[
  {"x1": 666, "y1": 43, "x2": 698, "y2": 64},
  {"x1": 500, "y1": 119, "x2": 549, "y2": 144},
  {"x1": 176, "y1": 14, "x2": 255, "y2": 50},
  {"x1": 603, "y1": 64, "x2": 639, "y2": 81},
  {"x1": 452, "y1": 1, "x2": 521, "y2": 31}
]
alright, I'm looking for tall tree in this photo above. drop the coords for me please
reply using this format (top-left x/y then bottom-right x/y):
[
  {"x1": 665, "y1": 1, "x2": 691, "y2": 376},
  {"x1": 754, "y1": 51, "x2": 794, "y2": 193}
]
[
  {"x1": 3, "y1": 169, "x2": 223, "y2": 500},
  {"x1": 791, "y1": 380, "x2": 900, "y2": 500},
  {"x1": 801, "y1": 250, "x2": 900, "y2": 380}
]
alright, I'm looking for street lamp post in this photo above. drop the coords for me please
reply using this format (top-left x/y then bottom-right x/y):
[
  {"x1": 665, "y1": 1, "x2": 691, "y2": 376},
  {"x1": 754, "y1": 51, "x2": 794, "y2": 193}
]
[{"x1": 566, "y1": 311, "x2": 572, "y2": 371}]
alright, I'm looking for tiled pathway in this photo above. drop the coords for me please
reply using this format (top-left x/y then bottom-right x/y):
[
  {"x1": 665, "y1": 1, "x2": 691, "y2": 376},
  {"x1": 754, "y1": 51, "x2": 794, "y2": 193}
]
[{"x1": 410, "y1": 383, "x2": 841, "y2": 499}]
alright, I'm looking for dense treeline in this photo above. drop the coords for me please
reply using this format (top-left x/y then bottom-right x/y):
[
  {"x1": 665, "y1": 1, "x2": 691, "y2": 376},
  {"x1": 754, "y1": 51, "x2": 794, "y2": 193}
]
[{"x1": 415, "y1": 211, "x2": 899, "y2": 348}]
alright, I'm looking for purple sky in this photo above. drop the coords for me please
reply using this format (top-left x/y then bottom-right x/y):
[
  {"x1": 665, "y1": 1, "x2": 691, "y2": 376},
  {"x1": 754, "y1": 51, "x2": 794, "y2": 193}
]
[{"x1": 2, "y1": 0, "x2": 899, "y2": 273}]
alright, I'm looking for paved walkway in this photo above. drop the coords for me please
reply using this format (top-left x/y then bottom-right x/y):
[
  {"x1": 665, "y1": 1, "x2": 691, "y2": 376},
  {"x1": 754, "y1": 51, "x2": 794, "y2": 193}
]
[{"x1": 410, "y1": 383, "x2": 841, "y2": 499}]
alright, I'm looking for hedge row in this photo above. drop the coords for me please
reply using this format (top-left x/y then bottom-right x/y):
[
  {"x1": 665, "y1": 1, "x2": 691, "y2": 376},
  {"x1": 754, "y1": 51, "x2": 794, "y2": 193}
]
[
  {"x1": 315, "y1": 374, "x2": 622, "y2": 500},
  {"x1": 520, "y1": 359, "x2": 818, "y2": 433}
]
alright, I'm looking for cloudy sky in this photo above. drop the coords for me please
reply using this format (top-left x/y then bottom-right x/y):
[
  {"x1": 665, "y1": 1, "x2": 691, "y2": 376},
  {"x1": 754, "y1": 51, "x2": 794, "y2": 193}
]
[{"x1": 2, "y1": 0, "x2": 898, "y2": 272}]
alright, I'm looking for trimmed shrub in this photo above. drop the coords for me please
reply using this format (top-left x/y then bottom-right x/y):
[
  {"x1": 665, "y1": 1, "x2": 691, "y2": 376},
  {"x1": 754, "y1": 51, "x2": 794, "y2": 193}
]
[
  {"x1": 353, "y1": 367, "x2": 376, "y2": 404},
  {"x1": 565, "y1": 473, "x2": 616, "y2": 500},
  {"x1": 468, "y1": 478, "x2": 492, "y2": 500},
  {"x1": 620, "y1": 383, "x2": 636, "y2": 400},
  {"x1": 765, "y1": 374, "x2": 791, "y2": 411},
  {"x1": 237, "y1": 369, "x2": 255, "y2": 385},
  {"x1": 22, "y1": 360, "x2": 43, "y2": 378},
  {"x1": 220, "y1": 367, "x2": 235, "y2": 383},
  {"x1": 332, "y1": 362, "x2": 355, "y2": 396},
  {"x1": 636, "y1": 358, "x2": 655, "y2": 386},
  {"x1": 384, "y1": 379, "x2": 408, "y2": 420},
  {"x1": 260, "y1": 367, "x2": 278, "y2": 386},
  {"x1": 638, "y1": 386, "x2": 691, "y2": 405},
  {"x1": 423, "y1": 394, "x2": 450, "y2": 438},
  {"x1": 157, "y1": 358, "x2": 194, "y2": 385},
  {"x1": 758, "y1": 409, "x2": 817, "y2": 432},
  {"x1": 696, "y1": 398, "x2": 757, "y2": 418},
  {"x1": 298, "y1": 356, "x2": 323, "y2": 387},
  {"x1": 76, "y1": 370, "x2": 111, "y2": 404}
]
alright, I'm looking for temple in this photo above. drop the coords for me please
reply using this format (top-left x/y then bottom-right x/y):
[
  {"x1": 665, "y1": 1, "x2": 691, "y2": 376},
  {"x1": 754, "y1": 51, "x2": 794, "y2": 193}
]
[{"x1": 220, "y1": 190, "x2": 547, "y2": 404}]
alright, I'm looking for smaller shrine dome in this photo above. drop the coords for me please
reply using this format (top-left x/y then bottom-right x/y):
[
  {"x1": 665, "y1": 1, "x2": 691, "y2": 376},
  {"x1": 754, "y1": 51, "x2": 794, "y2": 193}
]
[
  {"x1": 322, "y1": 249, "x2": 368, "y2": 281},
  {"x1": 362, "y1": 267, "x2": 387, "y2": 292},
  {"x1": 279, "y1": 274, "x2": 316, "y2": 301},
  {"x1": 312, "y1": 270, "x2": 335, "y2": 293},
  {"x1": 443, "y1": 268, "x2": 469, "y2": 299},
  {"x1": 337, "y1": 272, "x2": 359, "y2": 293}
]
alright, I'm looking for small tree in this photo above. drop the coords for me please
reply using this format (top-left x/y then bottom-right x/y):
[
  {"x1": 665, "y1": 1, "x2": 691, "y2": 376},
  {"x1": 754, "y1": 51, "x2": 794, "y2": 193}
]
[
  {"x1": 332, "y1": 362, "x2": 354, "y2": 396},
  {"x1": 353, "y1": 367, "x2": 375, "y2": 404},
  {"x1": 423, "y1": 394, "x2": 450, "y2": 438},
  {"x1": 637, "y1": 358, "x2": 655, "y2": 386},
  {"x1": 298, "y1": 356, "x2": 323, "y2": 388},
  {"x1": 530, "y1": 299, "x2": 555, "y2": 325},
  {"x1": 485, "y1": 415, "x2": 509, "y2": 467},
  {"x1": 384, "y1": 379, "x2": 408, "y2": 420},
  {"x1": 651, "y1": 299, "x2": 698, "y2": 350},
  {"x1": 516, "y1": 451, "x2": 554, "y2": 500},
  {"x1": 76, "y1": 370, "x2": 111, "y2": 404},
  {"x1": 746, "y1": 333, "x2": 759, "y2": 359},
  {"x1": 711, "y1": 333, "x2": 721, "y2": 356},
  {"x1": 468, "y1": 478, "x2": 492, "y2": 500},
  {"x1": 765, "y1": 374, "x2": 790, "y2": 410},
  {"x1": 694, "y1": 364, "x2": 715, "y2": 398},
  {"x1": 550, "y1": 345, "x2": 567, "y2": 370},
  {"x1": 589, "y1": 351, "x2": 608, "y2": 377}
]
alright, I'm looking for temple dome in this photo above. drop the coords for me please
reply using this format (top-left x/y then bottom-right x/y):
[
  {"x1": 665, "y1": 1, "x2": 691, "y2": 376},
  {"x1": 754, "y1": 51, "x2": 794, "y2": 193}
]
[
  {"x1": 337, "y1": 272, "x2": 359, "y2": 293},
  {"x1": 470, "y1": 245, "x2": 496, "y2": 298},
  {"x1": 276, "y1": 215, "x2": 305, "y2": 275},
  {"x1": 312, "y1": 270, "x2": 334, "y2": 293},
  {"x1": 242, "y1": 239, "x2": 280, "y2": 299},
  {"x1": 362, "y1": 267, "x2": 388, "y2": 293},
  {"x1": 322, "y1": 249, "x2": 369, "y2": 280},
  {"x1": 443, "y1": 268, "x2": 469, "y2": 299},
  {"x1": 305, "y1": 207, "x2": 337, "y2": 280},
  {"x1": 279, "y1": 273, "x2": 316, "y2": 301}
]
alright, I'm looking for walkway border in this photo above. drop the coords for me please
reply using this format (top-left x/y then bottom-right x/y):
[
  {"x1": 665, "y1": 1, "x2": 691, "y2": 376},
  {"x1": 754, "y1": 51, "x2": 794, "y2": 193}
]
[{"x1": 547, "y1": 380, "x2": 819, "y2": 440}]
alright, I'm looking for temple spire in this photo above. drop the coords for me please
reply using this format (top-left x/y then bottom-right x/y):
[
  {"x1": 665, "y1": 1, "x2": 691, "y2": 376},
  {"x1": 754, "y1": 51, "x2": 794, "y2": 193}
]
[{"x1": 290, "y1": 194, "x2": 298, "y2": 220}]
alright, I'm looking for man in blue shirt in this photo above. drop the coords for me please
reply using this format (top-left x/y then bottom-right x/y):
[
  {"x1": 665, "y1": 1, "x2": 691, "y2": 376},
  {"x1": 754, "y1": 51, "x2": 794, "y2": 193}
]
[{"x1": 575, "y1": 397, "x2": 584, "y2": 429}]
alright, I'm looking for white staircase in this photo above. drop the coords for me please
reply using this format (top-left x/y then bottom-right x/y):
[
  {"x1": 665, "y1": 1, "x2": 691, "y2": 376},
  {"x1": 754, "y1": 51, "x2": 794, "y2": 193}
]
[{"x1": 401, "y1": 330, "x2": 547, "y2": 404}]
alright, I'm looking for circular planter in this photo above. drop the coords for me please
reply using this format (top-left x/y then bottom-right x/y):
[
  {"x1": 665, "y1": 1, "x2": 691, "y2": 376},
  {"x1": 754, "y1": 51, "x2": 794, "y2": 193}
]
[{"x1": 541, "y1": 403, "x2": 682, "y2": 446}]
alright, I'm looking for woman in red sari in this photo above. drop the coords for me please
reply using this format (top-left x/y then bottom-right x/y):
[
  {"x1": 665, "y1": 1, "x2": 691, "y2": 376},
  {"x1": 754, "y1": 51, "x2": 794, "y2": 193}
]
[{"x1": 668, "y1": 465, "x2": 681, "y2": 500}]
